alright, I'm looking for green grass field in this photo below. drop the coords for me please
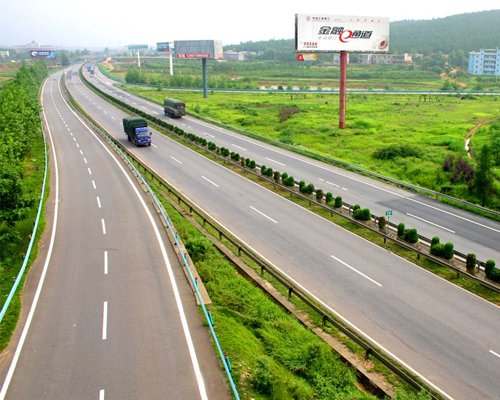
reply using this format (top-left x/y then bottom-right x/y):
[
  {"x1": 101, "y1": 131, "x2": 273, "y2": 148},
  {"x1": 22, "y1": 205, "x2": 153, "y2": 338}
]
[{"x1": 124, "y1": 86, "x2": 500, "y2": 208}]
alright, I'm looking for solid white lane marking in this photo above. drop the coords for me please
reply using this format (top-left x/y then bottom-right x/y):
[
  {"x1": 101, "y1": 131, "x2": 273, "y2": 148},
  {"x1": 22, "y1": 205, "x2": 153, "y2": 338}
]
[
  {"x1": 331, "y1": 255, "x2": 382, "y2": 287},
  {"x1": 490, "y1": 350, "x2": 500, "y2": 358},
  {"x1": 250, "y1": 206, "x2": 278, "y2": 224},
  {"x1": 265, "y1": 157, "x2": 285, "y2": 166},
  {"x1": 102, "y1": 302, "x2": 108, "y2": 340},
  {"x1": 406, "y1": 213, "x2": 455, "y2": 233},
  {"x1": 101, "y1": 219, "x2": 106, "y2": 235},
  {"x1": 104, "y1": 251, "x2": 108, "y2": 275},
  {"x1": 170, "y1": 156, "x2": 182, "y2": 164},
  {"x1": 202, "y1": 176, "x2": 219, "y2": 187}
]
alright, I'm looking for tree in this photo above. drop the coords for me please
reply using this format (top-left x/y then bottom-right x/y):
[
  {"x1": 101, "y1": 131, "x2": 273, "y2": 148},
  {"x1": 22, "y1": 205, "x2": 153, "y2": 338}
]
[
  {"x1": 61, "y1": 53, "x2": 70, "y2": 66},
  {"x1": 474, "y1": 144, "x2": 493, "y2": 206}
]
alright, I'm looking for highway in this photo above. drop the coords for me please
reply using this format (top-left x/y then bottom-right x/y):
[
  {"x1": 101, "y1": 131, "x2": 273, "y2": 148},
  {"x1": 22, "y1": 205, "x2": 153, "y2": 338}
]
[
  {"x1": 92, "y1": 70, "x2": 500, "y2": 265},
  {"x1": 78, "y1": 66, "x2": 500, "y2": 399},
  {"x1": 0, "y1": 71, "x2": 230, "y2": 399}
]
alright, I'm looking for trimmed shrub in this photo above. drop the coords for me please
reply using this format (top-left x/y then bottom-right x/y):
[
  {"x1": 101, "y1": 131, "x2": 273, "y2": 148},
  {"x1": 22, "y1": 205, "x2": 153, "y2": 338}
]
[
  {"x1": 273, "y1": 171, "x2": 281, "y2": 183},
  {"x1": 431, "y1": 236, "x2": 440, "y2": 247},
  {"x1": 397, "y1": 223, "x2": 405, "y2": 237},
  {"x1": 249, "y1": 160, "x2": 256, "y2": 169},
  {"x1": 325, "y1": 192, "x2": 333, "y2": 204},
  {"x1": 488, "y1": 268, "x2": 500, "y2": 282},
  {"x1": 305, "y1": 183, "x2": 315, "y2": 195},
  {"x1": 261, "y1": 165, "x2": 267, "y2": 175},
  {"x1": 353, "y1": 204, "x2": 361, "y2": 212},
  {"x1": 466, "y1": 254, "x2": 476, "y2": 271},
  {"x1": 353, "y1": 208, "x2": 371, "y2": 221},
  {"x1": 485, "y1": 260, "x2": 496, "y2": 277},
  {"x1": 443, "y1": 242, "x2": 454, "y2": 259},
  {"x1": 431, "y1": 243, "x2": 445, "y2": 257},
  {"x1": 404, "y1": 228, "x2": 418, "y2": 244},
  {"x1": 283, "y1": 175, "x2": 295, "y2": 187},
  {"x1": 334, "y1": 196, "x2": 343, "y2": 208},
  {"x1": 299, "y1": 180, "x2": 306, "y2": 192},
  {"x1": 378, "y1": 216, "x2": 387, "y2": 230},
  {"x1": 281, "y1": 172, "x2": 288, "y2": 182},
  {"x1": 315, "y1": 188, "x2": 324, "y2": 201}
]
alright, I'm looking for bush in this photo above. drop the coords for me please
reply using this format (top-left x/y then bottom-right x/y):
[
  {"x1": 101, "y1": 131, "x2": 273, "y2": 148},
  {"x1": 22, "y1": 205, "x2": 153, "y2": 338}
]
[
  {"x1": 315, "y1": 188, "x2": 324, "y2": 201},
  {"x1": 353, "y1": 208, "x2": 371, "y2": 221},
  {"x1": 397, "y1": 222, "x2": 405, "y2": 237},
  {"x1": 249, "y1": 160, "x2": 256, "y2": 169},
  {"x1": 334, "y1": 196, "x2": 343, "y2": 208},
  {"x1": 353, "y1": 204, "x2": 361, "y2": 212},
  {"x1": 443, "y1": 242, "x2": 454, "y2": 259},
  {"x1": 466, "y1": 253, "x2": 476, "y2": 271},
  {"x1": 325, "y1": 192, "x2": 333, "y2": 204},
  {"x1": 431, "y1": 243, "x2": 445, "y2": 257},
  {"x1": 283, "y1": 175, "x2": 295, "y2": 187},
  {"x1": 378, "y1": 216, "x2": 387, "y2": 229},
  {"x1": 281, "y1": 172, "x2": 288, "y2": 182},
  {"x1": 299, "y1": 180, "x2": 306, "y2": 192},
  {"x1": 261, "y1": 165, "x2": 267, "y2": 175},
  {"x1": 431, "y1": 236, "x2": 440, "y2": 247},
  {"x1": 305, "y1": 183, "x2": 315, "y2": 195},
  {"x1": 404, "y1": 228, "x2": 419, "y2": 244},
  {"x1": 273, "y1": 171, "x2": 281, "y2": 183},
  {"x1": 485, "y1": 259, "x2": 496, "y2": 277}
]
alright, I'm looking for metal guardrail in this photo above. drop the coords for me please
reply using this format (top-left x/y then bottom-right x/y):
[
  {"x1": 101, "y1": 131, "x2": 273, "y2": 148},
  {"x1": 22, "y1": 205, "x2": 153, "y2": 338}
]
[{"x1": 63, "y1": 73, "x2": 240, "y2": 400}]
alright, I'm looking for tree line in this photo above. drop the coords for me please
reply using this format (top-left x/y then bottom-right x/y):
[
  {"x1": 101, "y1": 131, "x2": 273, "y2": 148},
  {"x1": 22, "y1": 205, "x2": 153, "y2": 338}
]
[{"x1": 0, "y1": 61, "x2": 47, "y2": 236}]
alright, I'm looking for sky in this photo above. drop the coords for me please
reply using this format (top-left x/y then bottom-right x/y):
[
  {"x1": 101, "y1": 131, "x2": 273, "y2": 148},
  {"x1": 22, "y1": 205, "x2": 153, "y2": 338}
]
[{"x1": 1, "y1": 0, "x2": 499, "y2": 49}]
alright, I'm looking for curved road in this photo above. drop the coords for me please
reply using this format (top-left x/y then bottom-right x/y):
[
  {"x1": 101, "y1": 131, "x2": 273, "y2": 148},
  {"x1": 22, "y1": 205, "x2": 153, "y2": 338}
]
[
  {"x1": 0, "y1": 72, "x2": 230, "y2": 400},
  {"x1": 74, "y1": 66, "x2": 500, "y2": 399}
]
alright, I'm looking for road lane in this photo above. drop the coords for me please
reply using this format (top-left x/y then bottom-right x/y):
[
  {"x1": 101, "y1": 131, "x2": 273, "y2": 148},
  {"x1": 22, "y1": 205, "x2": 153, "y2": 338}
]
[
  {"x1": 75, "y1": 66, "x2": 500, "y2": 399},
  {"x1": 0, "y1": 73, "x2": 230, "y2": 400}
]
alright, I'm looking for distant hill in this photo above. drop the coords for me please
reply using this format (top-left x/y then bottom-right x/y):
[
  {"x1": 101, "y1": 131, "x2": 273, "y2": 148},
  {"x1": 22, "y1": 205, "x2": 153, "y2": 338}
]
[{"x1": 225, "y1": 10, "x2": 500, "y2": 57}]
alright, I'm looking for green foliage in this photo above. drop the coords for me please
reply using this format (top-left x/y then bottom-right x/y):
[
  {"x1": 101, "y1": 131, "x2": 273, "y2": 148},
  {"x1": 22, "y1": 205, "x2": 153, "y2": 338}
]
[
  {"x1": 273, "y1": 170, "x2": 281, "y2": 183},
  {"x1": 485, "y1": 260, "x2": 497, "y2": 280},
  {"x1": 334, "y1": 196, "x2": 343, "y2": 208},
  {"x1": 431, "y1": 236, "x2": 440, "y2": 247},
  {"x1": 397, "y1": 223, "x2": 405, "y2": 237},
  {"x1": 474, "y1": 144, "x2": 493, "y2": 207},
  {"x1": 404, "y1": 228, "x2": 419, "y2": 244},
  {"x1": 443, "y1": 242, "x2": 454, "y2": 259},
  {"x1": 466, "y1": 253, "x2": 476, "y2": 271},
  {"x1": 378, "y1": 216, "x2": 387, "y2": 229},
  {"x1": 430, "y1": 243, "x2": 445, "y2": 257},
  {"x1": 353, "y1": 208, "x2": 371, "y2": 221},
  {"x1": 325, "y1": 192, "x2": 333, "y2": 204},
  {"x1": 316, "y1": 188, "x2": 324, "y2": 201},
  {"x1": 373, "y1": 144, "x2": 421, "y2": 161},
  {"x1": 283, "y1": 175, "x2": 295, "y2": 186}
]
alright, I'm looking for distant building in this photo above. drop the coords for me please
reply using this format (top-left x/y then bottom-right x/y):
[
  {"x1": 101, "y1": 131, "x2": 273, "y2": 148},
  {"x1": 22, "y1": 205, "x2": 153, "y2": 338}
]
[
  {"x1": 223, "y1": 50, "x2": 262, "y2": 61},
  {"x1": 358, "y1": 53, "x2": 413, "y2": 65},
  {"x1": 0, "y1": 51, "x2": 9, "y2": 58},
  {"x1": 13, "y1": 41, "x2": 55, "y2": 53},
  {"x1": 468, "y1": 49, "x2": 500, "y2": 76}
]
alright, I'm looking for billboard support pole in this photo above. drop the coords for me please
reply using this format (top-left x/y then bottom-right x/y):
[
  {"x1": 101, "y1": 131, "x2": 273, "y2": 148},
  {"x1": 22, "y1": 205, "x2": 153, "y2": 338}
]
[
  {"x1": 202, "y1": 58, "x2": 208, "y2": 98},
  {"x1": 169, "y1": 51, "x2": 173, "y2": 75},
  {"x1": 339, "y1": 51, "x2": 347, "y2": 129}
]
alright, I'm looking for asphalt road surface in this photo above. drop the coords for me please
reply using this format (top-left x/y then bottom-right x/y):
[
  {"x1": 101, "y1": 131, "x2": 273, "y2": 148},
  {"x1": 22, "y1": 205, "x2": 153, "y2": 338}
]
[{"x1": 0, "y1": 72, "x2": 230, "y2": 400}]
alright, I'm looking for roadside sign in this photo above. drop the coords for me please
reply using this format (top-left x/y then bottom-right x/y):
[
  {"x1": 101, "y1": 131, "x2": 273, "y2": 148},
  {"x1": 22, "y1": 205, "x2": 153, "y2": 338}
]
[
  {"x1": 297, "y1": 53, "x2": 317, "y2": 61},
  {"x1": 385, "y1": 210, "x2": 393, "y2": 216}
]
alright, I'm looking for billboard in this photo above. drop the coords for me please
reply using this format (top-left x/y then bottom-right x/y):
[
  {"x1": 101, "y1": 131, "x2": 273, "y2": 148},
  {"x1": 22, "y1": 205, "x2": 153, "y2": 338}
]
[
  {"x1": 127, "y1": 44, "x2": 148, "y2": 51},
  {"x1": 157, "y1": 42, "x2": 172, "y2": 53},
  {"x1": 174, "y1": 40, "x2": 223, "y2": 59},
  {"x1": 30, "y1": 50, "x2": 56, "y2": 59},
  {"x1": 295, "y1": 14, "x2": 390, "y2": 53}
]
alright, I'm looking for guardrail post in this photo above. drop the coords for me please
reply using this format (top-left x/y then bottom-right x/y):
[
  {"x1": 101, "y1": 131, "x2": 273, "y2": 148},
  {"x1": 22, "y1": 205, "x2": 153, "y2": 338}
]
[
  {"x1": 261, "y1": 265, "x2": 265, "y2": 276},
  {"x1": 365, "y1": 347, "x2": 372, "y2": 361},
  {"x1": 322, "y1": 314, "x2": 327, "y2": 327},
  {"x1": 288, "y1": 287, "x2": 293, "y2": 299},
  {"x1": 224, "y1": 353, "x2": 232, "y2": 372}
]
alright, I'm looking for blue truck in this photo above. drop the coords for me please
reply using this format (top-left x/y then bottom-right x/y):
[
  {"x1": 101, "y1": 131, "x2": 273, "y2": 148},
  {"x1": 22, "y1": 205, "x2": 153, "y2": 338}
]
[{"x1": 123, "y1": 117, "x2": 152, "y2": 146}]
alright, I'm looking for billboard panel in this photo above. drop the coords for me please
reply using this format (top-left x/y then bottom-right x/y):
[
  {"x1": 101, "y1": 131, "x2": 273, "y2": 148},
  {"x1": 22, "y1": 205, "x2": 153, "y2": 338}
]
[
  {"x1": 127, "y1": 44, "x2": 148, "y2": 51},
  {"x1": 295, "y1": 14, "x2": 389, "y2": 53},
  {"x1": 174, "y1": 40, "x2": 223, "y2": 59},
  {"x1": 30, "y1": 50, "x2": 56, "y2": 59},
  {"x1": 157, "y1": 42, "x2": 172, "y2": 53}
]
